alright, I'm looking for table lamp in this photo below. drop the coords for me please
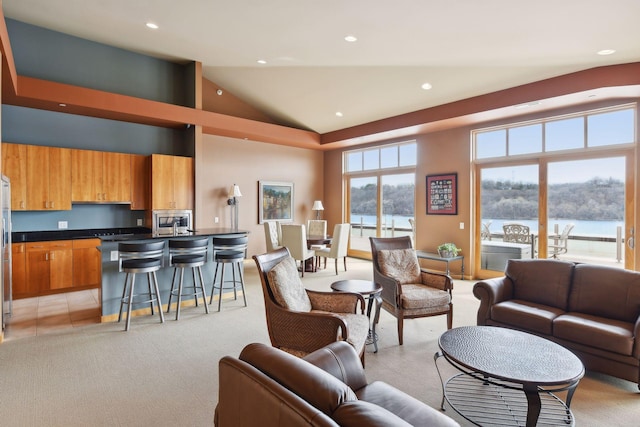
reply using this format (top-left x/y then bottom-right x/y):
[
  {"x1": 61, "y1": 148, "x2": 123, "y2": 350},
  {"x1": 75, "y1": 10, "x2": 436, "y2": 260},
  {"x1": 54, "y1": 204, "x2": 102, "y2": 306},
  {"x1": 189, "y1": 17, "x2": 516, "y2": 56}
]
[
  {"x1": 227, "y1": 184, "x2": 242, "y2": 230},
  {"x1": 312, "y1": 200, "x2": 324, "y2": 220}
]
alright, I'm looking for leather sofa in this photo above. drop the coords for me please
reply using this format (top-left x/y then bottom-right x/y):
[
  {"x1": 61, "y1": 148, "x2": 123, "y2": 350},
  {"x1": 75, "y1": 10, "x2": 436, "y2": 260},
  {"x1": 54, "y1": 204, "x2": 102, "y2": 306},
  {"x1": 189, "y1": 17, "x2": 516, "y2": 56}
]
[
  {"x1": 215, "y1": 341, "x2": 460, "y2": 426},
  {"x1": 473, "y1": 259, "x2": 640, "y2": 388}
]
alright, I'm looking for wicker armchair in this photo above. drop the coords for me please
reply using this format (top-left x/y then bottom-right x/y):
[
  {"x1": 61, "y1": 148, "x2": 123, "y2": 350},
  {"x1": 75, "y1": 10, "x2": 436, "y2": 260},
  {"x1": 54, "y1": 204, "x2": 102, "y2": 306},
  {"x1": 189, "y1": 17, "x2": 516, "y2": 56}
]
[
  {"x1": 253, "y1": 247, "x2": 369, "y2": 363},
  {"x1": 370, "y1": 236, "x2": 454, "y2": 345}
]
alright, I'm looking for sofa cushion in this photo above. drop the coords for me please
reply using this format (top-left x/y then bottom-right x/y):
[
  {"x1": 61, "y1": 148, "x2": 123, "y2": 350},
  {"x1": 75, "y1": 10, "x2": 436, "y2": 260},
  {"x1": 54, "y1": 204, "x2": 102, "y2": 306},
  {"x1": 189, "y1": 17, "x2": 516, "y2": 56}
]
[
  {"x1": 505, "y1": 259, "x2": 574, "y2": 310},
  {"x1": 332, "y1": 401, "x2": 412, "y2": 427},
  {"x1": 377, "y1": 249, "x2": 421, "y2": 284},
  {"x1": 356, "y1": 381, "x2": 461, "y2": 427},
  {"x1": 240, "y1": 343, "x2": 357, "y2": 417},
  {"x1": 554, "y1": 312, "x2": 635, "y2": 356},
  {"x1": 491, "y1": 300, "x2": 564, "y2": 335},
  {"x1": 267, "y1": 257, "x2": 312, "y2": 312},
  {"x1": 569, "y1": 264, "x2": 640, "y2": 323},
  {"x1": 400, "y1": 284, "x2": 451, "y2": 310}
]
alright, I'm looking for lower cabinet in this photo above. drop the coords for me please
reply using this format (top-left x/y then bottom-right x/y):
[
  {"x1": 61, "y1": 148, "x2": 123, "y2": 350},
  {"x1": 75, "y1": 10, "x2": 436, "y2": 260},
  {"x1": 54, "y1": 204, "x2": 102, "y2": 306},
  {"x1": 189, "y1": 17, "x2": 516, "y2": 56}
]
[{"x1": 12, "y1": 239, "x2": 101, "y2": 299}]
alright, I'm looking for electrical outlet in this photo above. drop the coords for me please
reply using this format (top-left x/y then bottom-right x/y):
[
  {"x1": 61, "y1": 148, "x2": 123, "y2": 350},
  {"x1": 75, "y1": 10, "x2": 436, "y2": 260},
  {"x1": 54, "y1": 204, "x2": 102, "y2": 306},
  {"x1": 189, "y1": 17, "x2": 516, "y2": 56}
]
[
  {"x1": 137, "y1": 219, "x2": 143, "y2": 226},
  {"x1": 214, "y1": 217, "x2": 219, "y2": 223},
  {"x1": 110, "y1": 251, "x2": 119, "y2": 261},
  {"x1": 459, "y1": 222, "x2": 464, "y2": 230},
  {"x1": 58, "y1": 221, "x2": 68, "y2": 229}
]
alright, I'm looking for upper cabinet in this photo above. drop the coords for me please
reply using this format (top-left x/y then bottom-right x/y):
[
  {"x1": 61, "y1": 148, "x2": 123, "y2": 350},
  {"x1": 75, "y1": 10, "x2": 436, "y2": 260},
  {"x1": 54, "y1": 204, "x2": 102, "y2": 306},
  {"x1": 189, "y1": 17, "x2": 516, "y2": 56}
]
[
  {"x1": 151, "y1": 154, "x2": 194, "y2": 210},
  {"x1": 72, "y1": 149, "x2": 131, "y2": 203},
  {"x1": 130, "y1": 154, "x2": 149, "y2": 210},
  {"x1": 26, "y1": 145, "x2": 72, "y2": 211},
  {"x1": 1, "y1": 143, "x2": 28, "y2": 210}
]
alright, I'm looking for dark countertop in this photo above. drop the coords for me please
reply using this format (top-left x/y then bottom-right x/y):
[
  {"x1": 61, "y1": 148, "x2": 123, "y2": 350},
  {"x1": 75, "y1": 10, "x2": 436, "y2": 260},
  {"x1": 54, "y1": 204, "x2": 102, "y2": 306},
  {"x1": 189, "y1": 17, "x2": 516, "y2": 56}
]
[
  {"x1": 12, "y1": 227, "x2": 152, "y2": 243},
  {"x1": 97, "y1": 227, "x2": 249, "y2": 242},
  {"x1": 12, "y1": 227, "x2": 249, "y2": 243}
]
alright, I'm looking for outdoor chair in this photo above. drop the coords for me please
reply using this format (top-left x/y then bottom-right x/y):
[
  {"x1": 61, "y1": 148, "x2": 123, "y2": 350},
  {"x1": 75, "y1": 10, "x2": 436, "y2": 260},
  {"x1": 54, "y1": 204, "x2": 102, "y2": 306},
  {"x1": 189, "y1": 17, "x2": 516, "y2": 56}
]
[
  {"x1": 253, "y1": 247, "x2": 369, "y2": 363},
  {"x1": 548, "y1": 223, "x2": 575, "y2": 259},
  {"x1": 370, "y1": 236, "x2": 454, "y2": 345}
]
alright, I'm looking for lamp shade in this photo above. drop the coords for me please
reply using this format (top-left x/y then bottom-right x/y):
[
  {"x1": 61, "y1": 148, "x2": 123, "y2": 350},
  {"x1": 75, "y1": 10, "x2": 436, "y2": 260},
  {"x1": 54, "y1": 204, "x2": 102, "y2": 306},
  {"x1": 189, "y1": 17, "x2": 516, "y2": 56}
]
[
  {"x1": 312, "y1": 200, "x2": 324, "y2": 211},
  {"x1": 228, "y1": 184, "x2": 242, "y2": 198}
]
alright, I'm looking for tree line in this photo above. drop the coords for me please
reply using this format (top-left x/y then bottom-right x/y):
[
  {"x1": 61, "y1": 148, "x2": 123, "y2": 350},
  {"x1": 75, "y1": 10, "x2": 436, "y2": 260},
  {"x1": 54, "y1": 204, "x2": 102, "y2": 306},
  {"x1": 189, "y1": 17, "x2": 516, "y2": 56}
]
[
  {"x1": 482, "y1": 177, "x2": 623, "y2": 220},
  {"x1": 350, "y1": 178, "x2": 624, "y2": 221}
]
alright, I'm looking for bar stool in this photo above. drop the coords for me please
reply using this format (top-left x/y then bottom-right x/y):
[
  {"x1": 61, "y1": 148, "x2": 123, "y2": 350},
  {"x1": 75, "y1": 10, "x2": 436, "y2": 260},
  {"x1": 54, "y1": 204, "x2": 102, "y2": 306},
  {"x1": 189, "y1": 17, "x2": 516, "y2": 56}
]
[
  {"x1": 166, "y1": 237, "x2": 210, "y2": 320},
  {"x1": 118, "y1": 240, "x2": 166, "y2": 331},
  {"x1": 210, "y1": 236, "x2": 248, "y2": 311}
]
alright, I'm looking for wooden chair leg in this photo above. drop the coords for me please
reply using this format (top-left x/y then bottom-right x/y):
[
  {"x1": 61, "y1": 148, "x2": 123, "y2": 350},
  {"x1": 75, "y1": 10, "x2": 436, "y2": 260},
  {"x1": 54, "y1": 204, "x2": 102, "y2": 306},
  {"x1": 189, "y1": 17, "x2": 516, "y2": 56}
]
[
  {"x1": 343, "y1": 256, "x2": 347, "y2": 272},
  {"x1": 398, "y1": 317, "x2": 404, "y2": 345}
]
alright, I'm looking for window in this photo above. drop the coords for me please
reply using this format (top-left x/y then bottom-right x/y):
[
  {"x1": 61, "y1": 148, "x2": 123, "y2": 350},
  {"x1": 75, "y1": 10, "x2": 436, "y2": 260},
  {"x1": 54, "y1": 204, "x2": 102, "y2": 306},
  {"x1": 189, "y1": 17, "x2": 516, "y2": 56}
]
[{"x1": 474, "y1": 105, "x2": 635, "y2": 160}]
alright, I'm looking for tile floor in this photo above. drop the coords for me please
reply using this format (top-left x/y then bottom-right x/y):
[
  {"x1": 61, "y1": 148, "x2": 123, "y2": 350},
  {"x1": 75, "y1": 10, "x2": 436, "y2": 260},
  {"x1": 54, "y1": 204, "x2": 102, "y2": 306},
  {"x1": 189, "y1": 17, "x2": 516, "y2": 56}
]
[{"x1": 4, "y1": 289, "x2": 101, "y2": 340}]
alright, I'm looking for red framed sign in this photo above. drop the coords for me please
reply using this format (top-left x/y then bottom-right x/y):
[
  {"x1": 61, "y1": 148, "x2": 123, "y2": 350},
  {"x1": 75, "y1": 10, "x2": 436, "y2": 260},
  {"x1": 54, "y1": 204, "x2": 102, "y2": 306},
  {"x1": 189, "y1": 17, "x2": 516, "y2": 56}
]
[{"x1": 426, "y1": 173, "x2": 457, "y2": 215}]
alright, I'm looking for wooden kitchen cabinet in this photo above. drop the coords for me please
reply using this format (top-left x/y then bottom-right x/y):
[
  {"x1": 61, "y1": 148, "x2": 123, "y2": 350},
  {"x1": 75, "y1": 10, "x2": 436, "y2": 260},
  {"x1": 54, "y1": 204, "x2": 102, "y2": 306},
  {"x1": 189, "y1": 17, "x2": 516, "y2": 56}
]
[
  {"x1": 1, "y1": 143, "x2": 28, "y2": 211},
  {"x1": 151, "y1": 154, "x2": 194, "y2": 210},
  {"x1": 26, "y1": 145, "x2": 72, "y2": 210},
  {"x1": 130, "y1": 154, "x2": 149, "y2": 210},
  {"x1": 72, "y1": 239, "x2": 101, "y2": 288},
  {"x1": 72, "y1": 149, "x2": 131, "y2": 203},
  {"x1": 26, "y1": 241, "x2": 73, "y2": 292},
  {"x1": 11, "y1": 244, "x2": 31, "y2": 298}
]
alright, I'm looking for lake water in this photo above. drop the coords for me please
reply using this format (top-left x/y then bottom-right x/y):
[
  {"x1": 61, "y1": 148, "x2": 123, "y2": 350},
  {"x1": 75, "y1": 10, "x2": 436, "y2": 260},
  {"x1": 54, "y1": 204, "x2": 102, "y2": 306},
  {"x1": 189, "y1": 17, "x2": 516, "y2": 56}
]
[{"x1": 350, "y1": 214, "x2": 624, "y2": 238}]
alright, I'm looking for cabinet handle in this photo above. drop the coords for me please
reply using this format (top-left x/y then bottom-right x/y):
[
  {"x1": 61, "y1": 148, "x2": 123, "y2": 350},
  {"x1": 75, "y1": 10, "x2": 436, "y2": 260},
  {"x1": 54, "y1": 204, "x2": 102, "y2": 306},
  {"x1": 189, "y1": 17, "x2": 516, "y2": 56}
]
[
  {"x1": 45, "y1": 252, "x2": 49, "y2": 261},
  {"x1": 20, "y1": 201, "x2": 25, "y2": 209},
  {"x1": 50, "y1": 252, "x2": 55, "y2": 260}
]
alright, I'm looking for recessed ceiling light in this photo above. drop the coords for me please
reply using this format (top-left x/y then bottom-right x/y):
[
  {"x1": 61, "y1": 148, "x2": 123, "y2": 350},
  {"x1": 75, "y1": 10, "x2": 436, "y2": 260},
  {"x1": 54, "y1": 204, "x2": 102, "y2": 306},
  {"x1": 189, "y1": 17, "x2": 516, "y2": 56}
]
[
  {"x1": 257, "y1": 59, "x2": 267, "y2": 64},
  {"x1": 421, "y1": 82, "x2": 432, "y2": 90},
  {"x1": 514, "y1": 101, "x2": 541, "y2": 109},
  {"x1": 597, "y1": 49, "x2": 615, "y2": 56},
  {"x1": 335, "y1": 112, "x2": 344, "y2": 117},
  {"x1": 146, "y1": 22, "x2": 159, "y2": 30},
  {"x1": 344, "y1": 35, "x2": 357, "y2": 42},
  {"x1": 59, "y1": 103, "x2": 66, "y2": 107}
]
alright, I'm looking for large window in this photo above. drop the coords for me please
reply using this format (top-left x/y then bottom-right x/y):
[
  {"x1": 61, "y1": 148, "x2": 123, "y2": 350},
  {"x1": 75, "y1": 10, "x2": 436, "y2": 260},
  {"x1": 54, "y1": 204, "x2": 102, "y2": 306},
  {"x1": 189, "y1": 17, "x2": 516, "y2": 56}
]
[
  {"x1": 345, "y1": 142, "x2": 417, "y2": 256},
  {"x1": 474, "y1": 105, "x2": 636, "y2": 275}
]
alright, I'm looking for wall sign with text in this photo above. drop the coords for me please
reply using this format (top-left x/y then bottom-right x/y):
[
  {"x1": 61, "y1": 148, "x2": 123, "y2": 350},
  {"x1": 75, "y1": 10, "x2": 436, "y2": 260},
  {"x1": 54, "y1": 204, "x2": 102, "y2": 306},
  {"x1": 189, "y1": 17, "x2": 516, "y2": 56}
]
[{"x1": 426, "y1": 173, "x2": 457, "y2": 215}]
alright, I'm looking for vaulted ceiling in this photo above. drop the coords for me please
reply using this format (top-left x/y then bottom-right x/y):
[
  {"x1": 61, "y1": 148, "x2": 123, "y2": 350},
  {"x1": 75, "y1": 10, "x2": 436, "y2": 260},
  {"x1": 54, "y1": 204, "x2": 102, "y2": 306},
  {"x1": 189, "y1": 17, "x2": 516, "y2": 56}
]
[{"x1": 3, "y1": 0, "x2": 640, "y2": 147}]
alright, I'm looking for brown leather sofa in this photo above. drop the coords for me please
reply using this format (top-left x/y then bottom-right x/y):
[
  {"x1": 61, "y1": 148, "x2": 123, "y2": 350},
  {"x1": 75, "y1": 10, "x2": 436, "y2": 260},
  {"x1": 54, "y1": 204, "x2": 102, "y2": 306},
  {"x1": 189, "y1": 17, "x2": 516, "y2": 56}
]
[
  {"x1": 215, "y1": 341, "x2": 460, "y2": 426},
  {"x1": 474, "y1": 259, "x2": 640, "y2": 388}
]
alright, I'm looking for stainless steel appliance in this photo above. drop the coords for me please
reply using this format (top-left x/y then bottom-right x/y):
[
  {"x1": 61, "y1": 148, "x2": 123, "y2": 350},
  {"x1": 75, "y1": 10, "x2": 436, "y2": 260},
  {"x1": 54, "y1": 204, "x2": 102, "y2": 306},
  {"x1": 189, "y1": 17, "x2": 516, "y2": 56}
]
[
  {"x1": 1, "y1": 175, "x2": 11, "y2": 333},
  {"x1": 152, "y1": 209, "x2": 193, "y2": 235}
]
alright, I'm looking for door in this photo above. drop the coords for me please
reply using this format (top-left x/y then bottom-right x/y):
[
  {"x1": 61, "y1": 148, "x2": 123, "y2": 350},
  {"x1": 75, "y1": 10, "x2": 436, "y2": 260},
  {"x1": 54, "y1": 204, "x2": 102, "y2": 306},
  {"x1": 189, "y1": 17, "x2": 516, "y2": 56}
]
[{"x1": 348, "y1": 176, "x2": 378, "y2": 255}]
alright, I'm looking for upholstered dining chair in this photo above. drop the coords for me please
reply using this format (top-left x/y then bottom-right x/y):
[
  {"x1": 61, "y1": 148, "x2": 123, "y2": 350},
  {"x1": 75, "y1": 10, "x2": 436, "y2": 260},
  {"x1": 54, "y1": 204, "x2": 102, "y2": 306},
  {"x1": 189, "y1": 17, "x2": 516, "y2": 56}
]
[
  {"x1": 307, "y1": 219, "x2": 328, "y2": 266},
  {"x1": 370, "y1": 236, "x2": 454, "y2": 345},
  {"x1": 253, "y1": 247, "x2": 369, "y2": 363},
  {"x1": 316, "y1": 223, "x2": 350, "y2": 275},
  {"x1": 263, "y1": 221, "x2": 282, "y2": 252},
  {"x1": 280, "y1": 224, "x2": 316, "y2": 276}
]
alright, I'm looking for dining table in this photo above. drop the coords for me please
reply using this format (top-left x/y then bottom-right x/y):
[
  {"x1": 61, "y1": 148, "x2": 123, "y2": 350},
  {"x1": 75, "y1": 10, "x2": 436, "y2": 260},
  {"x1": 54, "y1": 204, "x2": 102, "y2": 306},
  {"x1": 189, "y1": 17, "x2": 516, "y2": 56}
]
[{"x1": 306, "y1": 235, "x2": 332, "y2": 272}]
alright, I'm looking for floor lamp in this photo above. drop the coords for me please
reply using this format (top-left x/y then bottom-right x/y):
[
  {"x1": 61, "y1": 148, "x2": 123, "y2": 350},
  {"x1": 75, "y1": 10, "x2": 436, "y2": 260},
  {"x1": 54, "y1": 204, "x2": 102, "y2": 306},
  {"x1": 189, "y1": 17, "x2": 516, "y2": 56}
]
[{"x1": 227, "y1": 184, "x2": 242, "y2": 231}]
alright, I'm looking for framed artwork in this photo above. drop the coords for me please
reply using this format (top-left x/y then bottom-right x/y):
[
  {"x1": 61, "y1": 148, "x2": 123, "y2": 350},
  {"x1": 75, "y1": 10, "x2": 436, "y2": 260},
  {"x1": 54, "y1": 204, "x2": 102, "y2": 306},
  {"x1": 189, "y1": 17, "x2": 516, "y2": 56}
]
[
  {"x1": 259, "y1": 181, "x2": 294, "y2": 223},
  {"x1": 426, "y1": 173, "x2": 458, "y2": 215}
]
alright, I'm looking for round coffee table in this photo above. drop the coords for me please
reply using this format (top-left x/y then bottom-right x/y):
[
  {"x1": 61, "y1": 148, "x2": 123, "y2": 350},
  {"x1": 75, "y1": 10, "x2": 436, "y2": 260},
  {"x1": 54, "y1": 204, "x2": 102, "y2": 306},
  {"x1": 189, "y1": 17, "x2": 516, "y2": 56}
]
[
  {"x1": 330, "y1": 279, "x2": 382, "y2": 353},
  {"x1": 435, "y1": 326, "x2": 584, "y2": 427}
]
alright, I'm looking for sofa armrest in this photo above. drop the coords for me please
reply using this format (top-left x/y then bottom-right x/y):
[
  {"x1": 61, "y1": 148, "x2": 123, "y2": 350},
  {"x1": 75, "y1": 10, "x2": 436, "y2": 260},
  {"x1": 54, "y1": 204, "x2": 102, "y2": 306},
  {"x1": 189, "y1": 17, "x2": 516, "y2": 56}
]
[
  {"x1": 303, "y1": 341, "x2": 369, "y2": 391},
  {"x1": 634, "y1": 317, "x2": 640, "y2": 359},
  {"x1": 472, "y1": 276, "x2": 513, "y2": 325}
]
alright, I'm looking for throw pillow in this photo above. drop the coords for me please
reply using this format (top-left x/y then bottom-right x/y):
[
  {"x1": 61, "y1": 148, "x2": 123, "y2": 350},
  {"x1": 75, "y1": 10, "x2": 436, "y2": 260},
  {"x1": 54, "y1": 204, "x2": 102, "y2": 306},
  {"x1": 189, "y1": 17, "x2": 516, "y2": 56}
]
[
  {"x1": 377, "y1": 248, "x2": 421, "y2": 284},
  {"x1": 267, "y1": 257, "x2": 312, "y2": 312}
]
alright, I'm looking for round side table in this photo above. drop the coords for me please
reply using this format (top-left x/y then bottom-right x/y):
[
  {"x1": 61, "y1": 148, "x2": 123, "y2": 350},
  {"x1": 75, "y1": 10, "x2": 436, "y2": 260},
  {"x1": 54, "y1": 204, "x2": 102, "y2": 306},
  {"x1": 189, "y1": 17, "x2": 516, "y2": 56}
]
[{"x1": 330, "y1": 279, "x2": 382, "y2": 352}]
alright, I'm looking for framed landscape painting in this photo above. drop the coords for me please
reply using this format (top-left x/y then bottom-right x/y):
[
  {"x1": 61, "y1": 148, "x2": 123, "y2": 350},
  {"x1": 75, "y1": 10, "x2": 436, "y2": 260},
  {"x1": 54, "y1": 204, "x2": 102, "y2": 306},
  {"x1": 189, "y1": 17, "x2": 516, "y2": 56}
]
[
  {"x1": 259, "y1": 181, "x2": 294, "y2": 223},
  {"x1": 426, "y1": 173, "x2": 458, "y2": 215}
]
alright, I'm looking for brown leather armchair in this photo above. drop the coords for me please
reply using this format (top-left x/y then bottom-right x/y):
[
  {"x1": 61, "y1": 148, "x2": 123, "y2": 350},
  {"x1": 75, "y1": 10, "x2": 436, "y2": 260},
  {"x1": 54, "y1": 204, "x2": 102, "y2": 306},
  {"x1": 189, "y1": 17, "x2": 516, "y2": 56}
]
[
  {"x1": 370, "y1": 236, "x2": 454, "y2": 345},
  {"x1": 253, "y1": 247, "x2": 369, "y2": 361},
  {"x1": 215, "y1": 341, "x2": 460, "y2": 426}
]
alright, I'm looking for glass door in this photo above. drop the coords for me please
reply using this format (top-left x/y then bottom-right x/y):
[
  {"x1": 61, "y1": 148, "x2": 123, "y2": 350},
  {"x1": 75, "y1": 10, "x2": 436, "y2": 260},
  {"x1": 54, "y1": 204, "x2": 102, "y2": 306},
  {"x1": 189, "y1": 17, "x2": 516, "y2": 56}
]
[
  {"x1": 381, "y1": 173, "x2": 415, "y2": 238},
  {"x1": 348, "y1": 176, "x2": 378, "y2": 255},
  {"x1": 479, "y1": 164, "x2": 539, "y2": 274},
  {"x1": 547, "y1": 156, "x2": 629, "y2": 268}
]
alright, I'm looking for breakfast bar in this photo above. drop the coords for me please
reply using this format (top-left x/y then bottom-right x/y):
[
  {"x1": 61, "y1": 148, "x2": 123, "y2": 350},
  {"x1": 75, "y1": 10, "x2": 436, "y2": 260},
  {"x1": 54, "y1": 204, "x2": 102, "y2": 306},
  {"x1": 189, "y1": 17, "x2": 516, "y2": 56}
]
[{"x1": 98, "y1": 228, "x2": 250, "y2": 320}]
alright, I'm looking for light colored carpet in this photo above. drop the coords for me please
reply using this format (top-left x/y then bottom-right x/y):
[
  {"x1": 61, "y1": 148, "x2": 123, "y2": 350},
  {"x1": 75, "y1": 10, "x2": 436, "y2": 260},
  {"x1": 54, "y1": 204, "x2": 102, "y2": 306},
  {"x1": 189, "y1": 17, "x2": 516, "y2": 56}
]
[{"x1": 0, "y1": 257, "x2": 638, "y2": 426}]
